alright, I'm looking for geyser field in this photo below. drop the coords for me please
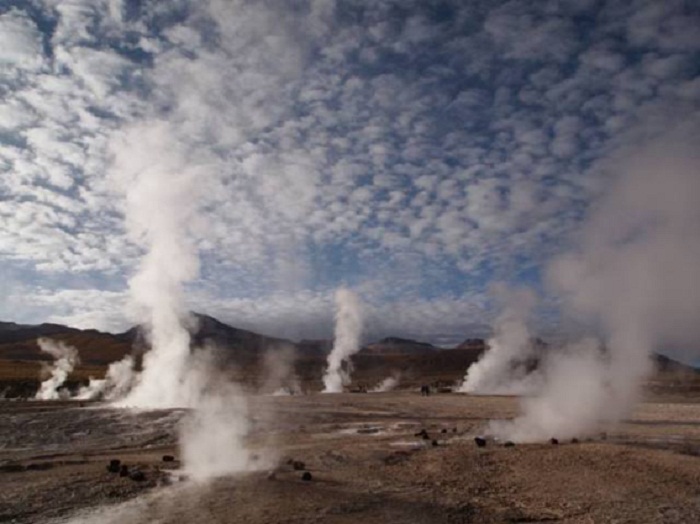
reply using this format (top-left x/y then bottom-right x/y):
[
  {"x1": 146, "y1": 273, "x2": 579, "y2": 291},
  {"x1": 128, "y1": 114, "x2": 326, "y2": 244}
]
[
  {"x1": 2, "y1": 1, "x2": 700, "y2": 523},
  {"x1": 2, "y1": 388, "x2": 700, "y2": 523}
]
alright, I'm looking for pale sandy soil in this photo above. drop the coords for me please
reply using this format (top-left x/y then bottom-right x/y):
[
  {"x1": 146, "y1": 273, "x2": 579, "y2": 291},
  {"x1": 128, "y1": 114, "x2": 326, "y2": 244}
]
[{"x1": 1, "y1": 392, "x2": 700, "y2": 523}]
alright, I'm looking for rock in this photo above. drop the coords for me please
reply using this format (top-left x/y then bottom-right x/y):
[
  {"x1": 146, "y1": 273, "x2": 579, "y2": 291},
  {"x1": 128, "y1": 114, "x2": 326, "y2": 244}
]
[
  {"x1": 504, "y1": 441, "x2": 515, "y2": 447},
  {"x1": 119, "y1": 465, "x2": 129, "y2": 477},
  {"x1": 474, "y1": 437, "x2": 487, "y2": 448},
  {"x1": 292, "y1": 460, "x2": 306, "y2": 471},
  {"x1": 129, "y1": 470, "x2": 146, "y2": 482},
  {"x1": 162, "y1": 455, "x2": 175, "y2": 462},
  {"x1": 107, "y1": 459, "x2": 121, "y2": 473},
  {"x1": 414, "y1": 429, "x2": 430, "y2": 439},
  {"x1": 441, "y1": 428, "x2": 447, "y2": 434},
  {"x1": 550, "y1": 438, "x2": 559, "y2": 445},
  {"x1": 571, "y1": 438, "x2": 580, "y2": 444},
  {"x1": 431, "y1": 439, "x2": 438, "y2": 447},
  {"x1": 301, "y1": 471, "x2": 313, "y2": 481}
]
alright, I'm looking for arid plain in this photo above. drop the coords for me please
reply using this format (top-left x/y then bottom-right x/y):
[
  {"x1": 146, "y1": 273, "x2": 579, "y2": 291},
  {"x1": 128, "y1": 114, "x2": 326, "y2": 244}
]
[{"x1": 2, "y1": 390, "x2": 700, "y2": 524}]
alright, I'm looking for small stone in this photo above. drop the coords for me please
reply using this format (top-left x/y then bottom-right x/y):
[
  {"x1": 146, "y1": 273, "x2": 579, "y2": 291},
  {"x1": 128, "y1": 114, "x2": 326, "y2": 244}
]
[
  {"x1": 129, "y1": 470, "x2": 146, "y2": 482},
  {"x1": 504, "y1": 441, "x2": 515, "y2": 447},
  {"x1": 292, "y1": 460, "x2": 305, "y2": 471},
  {"x1": 107, "y1": 459, "x2": 121, "y2": 473},
  {"x1": 162, "y1": 455, "x2": 175, "y2": 462},
  {"x1": 571, "y1": 438, "x2": 580, "y2": 444},
  {"x1": 441, "y1": 428, "x2": 447, "y2": 434},
  {"x1": 474, "y1": 437, "x2": 487, "y2": 448},
  {"x1": 119, "y1": 465, "x2": 129, "y2": 477},
  {"x1": 301, "y1": 471, "x2": 313, "y2": 481},
  {"x1": 550, "y1": 438, "x2": 559, "y2": 445},
  {"x1": 432, "y1": 439, "x2": 438, "y2": 447}
]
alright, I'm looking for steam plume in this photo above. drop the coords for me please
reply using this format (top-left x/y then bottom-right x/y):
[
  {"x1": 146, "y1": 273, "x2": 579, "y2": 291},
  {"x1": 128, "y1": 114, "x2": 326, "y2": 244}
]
[
  {"x1": 77, "y1": 355, "x2": 136, "y2": 401},
  {"x1": 370, "y1": 374, "x2": 400, "y2": 393},
  {"x1": 261, "y1": 345, "x2": 300, "y2": 396},
  {"x1": 110, "y1": 122, "x2": 203, "y2": 408},
  {"x1": 459, "y1": 285, "x2": 541, "y2": 395},
  {"x1": 35, "y1": 338, "x2": 80, "y2": 400},
  {"x1": 178, "y1": 351, "x2": 258, "y2": 481},
  {"x1": 322, "y1": 288, "x2": 363, "y2": 393},
  {"x1": 490, "y1": 124, "x2": 700, "y2": 442}
]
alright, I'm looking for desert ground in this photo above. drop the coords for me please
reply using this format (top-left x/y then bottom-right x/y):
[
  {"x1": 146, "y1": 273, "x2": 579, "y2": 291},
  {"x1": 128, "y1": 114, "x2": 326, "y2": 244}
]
[{"x1": 2, "y1": 391, "x2": 700, "y2": 524}]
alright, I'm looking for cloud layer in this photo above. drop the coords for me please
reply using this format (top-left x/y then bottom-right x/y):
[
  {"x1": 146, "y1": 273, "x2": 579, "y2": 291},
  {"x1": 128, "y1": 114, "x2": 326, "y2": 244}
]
[{"x1": 0, "y1": 0, "x2": 698, "y2": 343}]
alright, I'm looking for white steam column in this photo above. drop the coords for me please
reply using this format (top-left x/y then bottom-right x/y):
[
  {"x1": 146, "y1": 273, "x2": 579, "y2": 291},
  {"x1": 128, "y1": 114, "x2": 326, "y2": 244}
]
[{"x1": 322, "y1": 288, "x2": 363, "y2": 393}]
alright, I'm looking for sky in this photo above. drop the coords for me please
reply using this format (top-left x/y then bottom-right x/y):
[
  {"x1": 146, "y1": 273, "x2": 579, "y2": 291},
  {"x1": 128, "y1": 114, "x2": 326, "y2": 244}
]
[{"x1": 0, "y1": 0, "x2": 698, "y2": 345}]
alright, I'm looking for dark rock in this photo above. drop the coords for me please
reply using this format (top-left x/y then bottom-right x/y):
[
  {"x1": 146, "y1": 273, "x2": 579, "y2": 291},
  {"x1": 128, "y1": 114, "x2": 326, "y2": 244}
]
[
  {"x1": 162, "y1": 455, "x2": 175, "y2": 462},
  {"x1": 129, "y1": 470, "x2": 146, "y2": 482},
  {"x1": 119, "y1": 465, "x2": 129, "y2": 477},
  {"x1": 384, "y1": 451, "x2": 411, "y2": 465},
  {"x1": 571, "y1": 438, "x2": 579, "y2": 444},
  {"x1": 474, "y1": 437, "x2": 487, "y2": 448},
  {"x1": 550, "y1": 438, "x2": 559, "y2": 445},
  {"x1": 504, "y1": 441, "x2": 515, "y2": 447},
  {"x1": 431, "y1": 439, "x2": 438, "y2": 447},
  {"x1": 301, "y1": 471, "x2": 313, "y2": 481},
  {"x1": 292, "y1": 460, "x2": 306, "y2": 471},
  {"x1": 441, "y1": 428, "x2": 447, "y2": 434},
  {"x1": 453, "y1": 428, "x2": 458, "y2": 433},
  {"x1": 414, "y1": 429, "x2": 430, "y2": 439},
  {"x1": 107, "y1": 459, "x2": 121, "y2": 473},
  {"x1": 26, "y1": 462, "x2": 53, "y2": 471}
]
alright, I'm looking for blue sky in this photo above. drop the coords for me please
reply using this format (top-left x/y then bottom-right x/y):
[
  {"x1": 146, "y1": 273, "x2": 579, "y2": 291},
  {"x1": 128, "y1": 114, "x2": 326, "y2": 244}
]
[{"x1": 0, "y1": 0, "x2": 698, "y2": 344}]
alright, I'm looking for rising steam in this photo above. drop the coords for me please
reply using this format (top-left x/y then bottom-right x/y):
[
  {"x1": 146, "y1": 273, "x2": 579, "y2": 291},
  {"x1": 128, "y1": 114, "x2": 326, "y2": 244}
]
[
  {"x1": 110, "y1": 122, "x2": 203, "y2": 409},
  {"x1": 322, "y1": 288, "x2": 363, "y2": 393},
  {"x1": 459, "y1": 285, "x2": 541, "y2": 395},
  {"x1": 488, "y1": 124, "x2": 700, "y2": 442},
  {"x1": 370, "y1": 374, "x2": 400, "y2": 393},
  {"x1": 35, "y1": 338, "x2": 80, "y2": 400},
  {"x1": 76, "y1": 355, "x2": 136, "y2": 401}
]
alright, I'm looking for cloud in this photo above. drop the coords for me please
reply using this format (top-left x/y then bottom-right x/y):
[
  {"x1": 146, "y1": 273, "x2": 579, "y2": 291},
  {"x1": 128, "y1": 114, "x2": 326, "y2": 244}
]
[{"x1": 0, "y1": 0, "x2": 697, "y2": 343}]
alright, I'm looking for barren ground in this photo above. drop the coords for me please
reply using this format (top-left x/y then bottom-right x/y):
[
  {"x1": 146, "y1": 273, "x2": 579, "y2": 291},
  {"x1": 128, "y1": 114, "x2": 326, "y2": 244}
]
[{"x1": 2, "y1": 392, "x2": 700, "y2": 523}]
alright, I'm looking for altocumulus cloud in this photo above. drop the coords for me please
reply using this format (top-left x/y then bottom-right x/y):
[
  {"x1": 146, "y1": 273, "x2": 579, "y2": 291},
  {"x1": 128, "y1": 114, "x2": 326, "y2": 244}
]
[{"x1": 0, "y1": 0, "x2": 698, "y2": 343}]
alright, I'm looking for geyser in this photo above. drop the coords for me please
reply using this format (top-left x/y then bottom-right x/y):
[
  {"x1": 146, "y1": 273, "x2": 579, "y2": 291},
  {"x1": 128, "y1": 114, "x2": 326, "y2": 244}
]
[
  {"x1": 35, "y1": 338, "x2": 80, "y2": 400},
  {"x1": 110, "y1": 122, "x2": 203, "y2": 409},
  {"x1": 459, "y1": 285, "x2": 540, "y2": 395},
  {"x1": 322, "y1": 288, "x2": 363, "y2": 393},
  {"x1": 487, "y1": 124, "x2": 700, "y2": 442}
]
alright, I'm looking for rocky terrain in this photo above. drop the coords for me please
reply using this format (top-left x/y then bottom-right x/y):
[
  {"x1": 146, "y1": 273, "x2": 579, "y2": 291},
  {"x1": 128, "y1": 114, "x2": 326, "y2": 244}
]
[{"x1": 1, "y1": 393, "x2": 700, "y2": 523}]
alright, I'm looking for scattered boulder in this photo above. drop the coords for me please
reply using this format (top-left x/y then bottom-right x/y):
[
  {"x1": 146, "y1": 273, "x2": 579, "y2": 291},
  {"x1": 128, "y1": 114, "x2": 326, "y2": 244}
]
[
  {"x1": 550, "y1": 438, "x2": 559, "y2": 445},
  {"x1": 162, "y1": 455, "x2": 175, "y2": 462},
  {"x1": 107, "y1": 459, "x2": 121, "y2": 473},
  {"x1": 129, "y1": 470, "x2": 146, "y2": 482},
  {"x1": 292, "y1": 460, "x2": 306, "y2": 471},
  {"x1": 384, "y1": 450, "x2": 411, "y2": 466},
  {"x1": 301, "y1": 471, "x2": 313, "y2": 481},
  {"x1": 474, "y1": 437, "x2": 487, "y2": 448},
  {"x1": 414, "y1": 429, "x2": 430, "y2": 439}
]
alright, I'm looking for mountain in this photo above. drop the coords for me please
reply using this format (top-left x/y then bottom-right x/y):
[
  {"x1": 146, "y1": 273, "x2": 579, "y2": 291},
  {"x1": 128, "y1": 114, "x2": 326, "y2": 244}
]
[
  {"x1": 0, "y1": 321, "x2": 136, "y2": 365},
  {"x1": 362, "y1": 336, "x2": 439, "y2": 355}
]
